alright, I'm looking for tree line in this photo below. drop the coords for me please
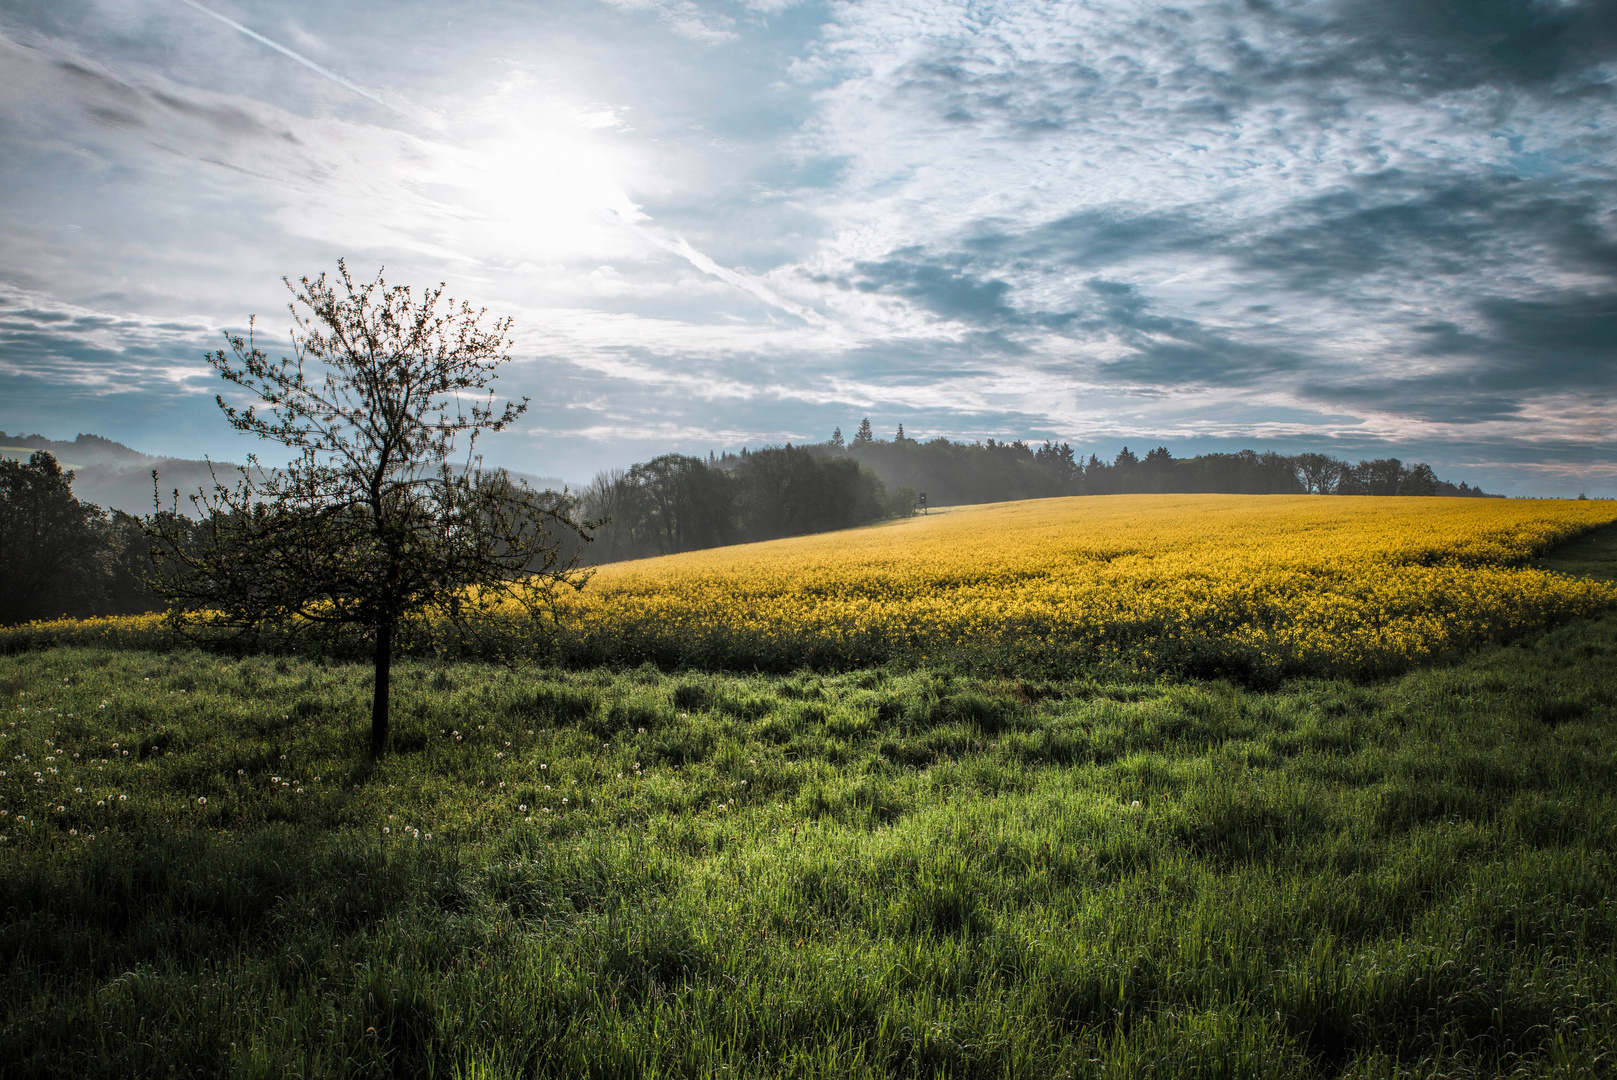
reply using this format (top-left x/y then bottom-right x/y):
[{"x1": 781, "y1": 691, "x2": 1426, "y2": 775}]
[
  {"x1": 0, "y1": 450, "x2": 168, "y2": 625},
  {"x1": 819, "y1": 420, "x2": 1499, "y2": 506},
  {"x1": 562, "y1": 424, "x2": 1497, "y2": 567},
  {"x1": 573, "y1": 445, "x2": 912, "y2": 563}
]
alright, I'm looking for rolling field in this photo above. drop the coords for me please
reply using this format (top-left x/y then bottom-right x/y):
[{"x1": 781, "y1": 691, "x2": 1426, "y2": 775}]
[
  {"x1": 0, "y1": 506, "x2": 1615, "y2": 1076},
  {"x1": 545, "y1": 495, "x2": 1617, "y2": 678},
  {"x1": 8, "y1": 495, "x2": 1615, "y2": 682}
]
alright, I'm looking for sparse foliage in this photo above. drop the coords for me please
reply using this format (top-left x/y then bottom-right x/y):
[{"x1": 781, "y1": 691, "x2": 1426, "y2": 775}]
[{"x1": 148, "y1": 261, "x2": 590, "y2": 756}]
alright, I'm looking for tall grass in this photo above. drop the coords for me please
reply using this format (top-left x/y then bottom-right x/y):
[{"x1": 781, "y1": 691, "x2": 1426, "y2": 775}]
[{"x1": 3, "y1": 590, "x2": 1617, "y2": 1075}]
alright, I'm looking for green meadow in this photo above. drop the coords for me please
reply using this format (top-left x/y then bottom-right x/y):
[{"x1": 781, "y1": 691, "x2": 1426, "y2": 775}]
[{"x1": 0, "y1": 527, "x2": 1615, "y2": 1078}]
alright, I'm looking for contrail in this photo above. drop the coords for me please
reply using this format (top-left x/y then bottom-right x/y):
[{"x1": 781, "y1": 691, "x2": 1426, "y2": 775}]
[
  {"x1": 173, "y1": 0, "x2": 387, "y2": 108},
  {"x1": 599, "y1": 208, "x2": 826, "y2": 327},
  {"x1": 175, "y1": 0, "x2": 824, "y2": 326}
]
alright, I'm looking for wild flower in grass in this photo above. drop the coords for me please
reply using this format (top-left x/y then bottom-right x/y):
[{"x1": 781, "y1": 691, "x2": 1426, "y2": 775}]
[
  {"x1": 519, "y1": 804, "x2": 528, "y2": 812},
  {"x1": 237, "y1": 769, "x2": 244, "y2": 776},
  {"x1": 118, "y1": 794, "x2": 126, "y2": 801},
  {"x1": 69, "y1": 829, "x2": 77, "y2": 835},
  {"x1": 1131, "y1": 800, "x2": 1141, "y2": 808},
  {"x1": 197, "y1": 797, "x2": 206, "y2": 805},
  {"x1": 562, "y1": 797, "x2": 569, "y2": 804},
  {"x1": 382, "y1": 826, "x2": 390, "y2": 834}
]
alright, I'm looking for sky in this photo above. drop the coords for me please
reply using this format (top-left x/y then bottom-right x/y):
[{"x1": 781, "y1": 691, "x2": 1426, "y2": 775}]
[{"x1": 0, "y1": 0, "x2": 1614, "y2": 495}]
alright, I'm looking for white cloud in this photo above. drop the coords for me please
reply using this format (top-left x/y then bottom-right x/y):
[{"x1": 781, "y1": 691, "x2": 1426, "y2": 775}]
[
  {"x1": 594, "y1": 0, "x2": 738, "y2": 43},
  {"x1": 1, "y1": 0, "x2": 1612, "y2": 492}
]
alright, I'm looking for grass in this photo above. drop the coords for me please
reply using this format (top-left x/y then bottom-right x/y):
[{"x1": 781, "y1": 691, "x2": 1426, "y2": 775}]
[{"x1": 0, "y1": 526, "x2": 1615, "y2": 1077}]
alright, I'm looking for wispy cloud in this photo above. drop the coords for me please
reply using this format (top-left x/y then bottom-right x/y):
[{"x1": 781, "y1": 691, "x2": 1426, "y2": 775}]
[{"x1": 0, "y1": 0, "x2": 1613, "y2": 494}]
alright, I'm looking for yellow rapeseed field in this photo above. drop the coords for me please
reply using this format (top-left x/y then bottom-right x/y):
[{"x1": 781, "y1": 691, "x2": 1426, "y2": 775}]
[
  {"x1": 548, "y1": 494, "x2": 1617, "y2": 677},
  {"x1": 8, "y1": 495, "x2": 1614, "y2": 679}
]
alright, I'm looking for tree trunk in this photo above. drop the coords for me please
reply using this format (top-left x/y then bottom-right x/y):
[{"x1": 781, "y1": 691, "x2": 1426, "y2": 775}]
[{"x1": 371, "y1": 619, "x2": 392, "y2": 758}]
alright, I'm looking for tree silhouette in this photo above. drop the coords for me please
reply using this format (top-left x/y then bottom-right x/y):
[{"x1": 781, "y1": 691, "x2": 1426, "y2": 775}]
[
  {"x1": 148, "y1": 261, "x2": 591, "y2": 757},
  {"x1": 0, "y1": 451, "x2": 113, "y2": 624}
]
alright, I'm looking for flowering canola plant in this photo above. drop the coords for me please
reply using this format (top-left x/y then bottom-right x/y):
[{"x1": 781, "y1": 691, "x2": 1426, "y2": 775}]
[
  {"x1": 543, "y1": 495, "x2": 1617, "y2": 676},
  {"x1": 8, "y1": 495, "x2": 1614, "y2": 678}
]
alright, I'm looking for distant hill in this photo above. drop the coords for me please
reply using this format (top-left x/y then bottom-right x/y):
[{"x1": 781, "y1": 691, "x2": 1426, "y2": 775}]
[{"x1": 0, "y1": 432, "x2": 569, "y2": 516}]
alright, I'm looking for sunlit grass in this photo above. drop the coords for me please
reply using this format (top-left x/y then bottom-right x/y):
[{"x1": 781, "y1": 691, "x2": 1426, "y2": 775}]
[
  {"x1": 4, "y1": 590, "x2": 1617, "y2": 1075},
  {"x1": 3, "y1": 514, "x2": 1616, "y2": 1076}
]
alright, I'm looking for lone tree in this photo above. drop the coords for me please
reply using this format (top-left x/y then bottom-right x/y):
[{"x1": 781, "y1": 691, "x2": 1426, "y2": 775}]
[{"x1": 149, "y1": 261, "x2": 590, "y2": 756}]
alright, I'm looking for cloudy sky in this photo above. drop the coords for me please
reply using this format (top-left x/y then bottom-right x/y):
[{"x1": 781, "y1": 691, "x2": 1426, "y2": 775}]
[{"x1": 1, "y1": 0, "x2": 1614, "y2": 494}]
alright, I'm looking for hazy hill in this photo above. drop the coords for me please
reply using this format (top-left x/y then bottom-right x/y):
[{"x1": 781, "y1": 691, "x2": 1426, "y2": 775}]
[{"x1": 0, "y1": 432, "x2": 569, "y2": 516}]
